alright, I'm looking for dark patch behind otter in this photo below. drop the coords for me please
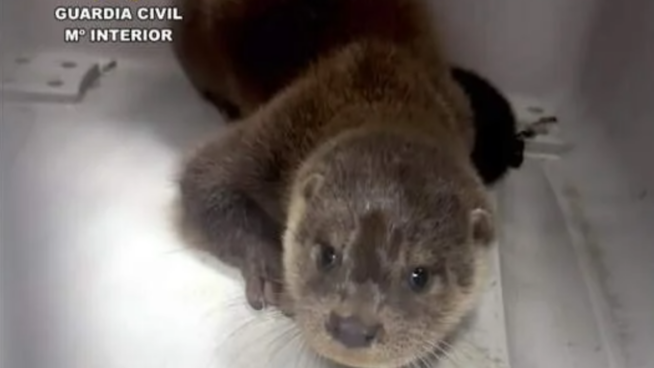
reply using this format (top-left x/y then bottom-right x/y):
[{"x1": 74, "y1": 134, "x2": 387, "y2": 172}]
[
  {"x1": 226, "y1": 0, "x2": 431, "y2": 102},
  {"x1": 451, "y1": 67, "x2": 525, "y2": 185}
]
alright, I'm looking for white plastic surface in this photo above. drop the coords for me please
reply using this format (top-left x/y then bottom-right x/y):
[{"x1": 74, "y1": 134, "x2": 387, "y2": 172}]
[
  {"x1": 1, "y1": 1, "x2": 653, "y2": 368},
  {"x1": 1, "y1": 51, "x2": 116, "y2": 103}
]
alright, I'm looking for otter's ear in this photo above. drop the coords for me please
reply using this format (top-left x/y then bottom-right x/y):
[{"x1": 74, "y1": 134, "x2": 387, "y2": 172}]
[
  {"x1": 470, "y1": 208, "x2": 495, "y2": 246},
  {"x1": 300, "y1": 173, "x2": 324, "y2": 201}
]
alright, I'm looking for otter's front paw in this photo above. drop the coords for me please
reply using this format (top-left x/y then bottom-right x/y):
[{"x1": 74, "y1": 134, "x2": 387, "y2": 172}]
[
  {"x1": 244, "y1": 270, "x2": 283, "y2": 310},
  {"x1": 243, "y1": 250, "x2": 284, "y2": 311}
]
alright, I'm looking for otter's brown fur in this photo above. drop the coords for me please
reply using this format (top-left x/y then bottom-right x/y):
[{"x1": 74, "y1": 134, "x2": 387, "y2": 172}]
[
  {"x1": 173, "y1": 1, "x2": 496, "y2": 367},
  {"x1": 172, "y1": 0, "x2": 472, "y2": 139}
]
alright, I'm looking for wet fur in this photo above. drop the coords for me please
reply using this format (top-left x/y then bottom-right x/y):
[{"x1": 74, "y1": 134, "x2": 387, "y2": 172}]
[{"x1": 173, "y1": 0, "x2": 497, "y2": 367}]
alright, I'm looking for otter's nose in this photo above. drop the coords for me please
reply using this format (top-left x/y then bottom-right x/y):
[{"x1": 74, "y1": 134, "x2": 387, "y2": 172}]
[{"x1": 326, "y1": 312, "x2": 382, "y2": 348}]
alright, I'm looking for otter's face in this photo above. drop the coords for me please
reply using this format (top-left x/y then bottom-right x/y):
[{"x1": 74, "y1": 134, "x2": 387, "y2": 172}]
[{"x1": 282, "y1": 156, "x2": 495, "y2": 368}]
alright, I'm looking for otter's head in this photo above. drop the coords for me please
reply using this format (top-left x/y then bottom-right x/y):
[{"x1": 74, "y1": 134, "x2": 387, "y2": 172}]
[{"x1": 282, "y1": 130, "x2": 495, "y2": 368}]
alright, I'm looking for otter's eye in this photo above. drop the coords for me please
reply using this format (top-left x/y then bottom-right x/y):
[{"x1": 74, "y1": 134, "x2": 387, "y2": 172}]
[
  {"x1": 317, "y1": 243, "x2": 338, "y2": 271},
  {"x1": 409, "y1": 267, "x2": 430, "y2": 292}
]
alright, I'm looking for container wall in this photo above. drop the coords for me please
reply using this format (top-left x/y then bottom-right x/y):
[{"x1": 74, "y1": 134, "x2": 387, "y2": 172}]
[
  {"x1": 430, "y1": 0, "x2": 602, "y2": 104},
  {"x1": 566, "y1": 2, "x2": 654, "y2": 367},
  {"x1": 578, "y1": 0, "x2": 654, "y2": 188}
]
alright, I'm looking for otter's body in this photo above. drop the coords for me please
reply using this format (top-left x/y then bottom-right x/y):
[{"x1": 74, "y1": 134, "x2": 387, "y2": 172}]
[
  {"x1": 172, "y1": 0, "x2": 471, "y2": 134},
  {"x1": 174, "y1": 1, "x2": 497, "y2": 367},
  {"x1": 172, "y1": 0, "x2": 524, "y2": 186}
]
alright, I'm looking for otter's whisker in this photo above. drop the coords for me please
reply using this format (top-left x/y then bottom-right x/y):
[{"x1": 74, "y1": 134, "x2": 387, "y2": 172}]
[
  {"x1": 223, "y1": 298, "x2": 248, "y2": 310},
  {"x1": 449, "y1": 337, "x2": 500, "y2": 367},
  {"x1": 440, "y1": 338, "x2": 486, "y2": 367},
  {"x1": 285, "y1": 329, "x2": 306, "y2": 368},
  {"x1": 417, "y1": 338, "x2": 462, "y2": 368},
  {"x1": 305, "y1": 339, "x2": 326, "y2": 368},
  {"x1": 222, "y1": 320, "x2": 281, "y2": 367},
  {"x1": 233, "y1": 313, "x2": 294, "y2": 359},
  {"x1": 411, "y1": 340, "x2": 434, "y2": 368},
  {"x1": 439, "y1": 339, "x2": 473, "y2": 367},
  {"x1": 201, "y1": 302, "x2": 242, "y2": 324},
  {"x1": 298, "y1": 333, "x2": 314, "y2": 368},
  {"x1": 296, "y1": 337, "x2": 309, "y2": 368},
  {"x1": 414, "y1": 349, "x2": 433, "y2": 368},
  {"x1": 217, "y1": 314, "x2": 273, "y2": 356},
  {"x1": 266, "y1": 327, "x2": 302, "y2": 365},
  {"x1": 436, "y1": 343, "x2": 464, "y2": 368},
  {"x1": 210, "y1": 292, "x2": 251, "y2": 312},
  {"x1": 265, "y1": 322, "x2": 300, "y2": 361}
]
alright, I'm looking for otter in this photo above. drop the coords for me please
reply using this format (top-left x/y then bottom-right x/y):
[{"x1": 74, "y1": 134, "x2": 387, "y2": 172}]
[{"x1": 173, "y1": 0, "x2": 497, "y2": 367}]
